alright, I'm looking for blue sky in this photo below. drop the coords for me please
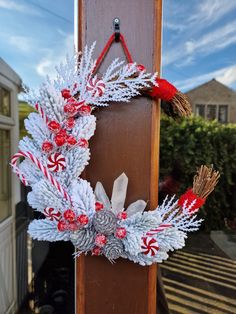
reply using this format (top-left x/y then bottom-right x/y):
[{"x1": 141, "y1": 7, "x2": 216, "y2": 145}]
[
  {"x1": 0, "y1": 0, "x2": 235, "y2": 92},
  {"x1": 162, "y1": 0, "x2": 236, "y2": 91}
]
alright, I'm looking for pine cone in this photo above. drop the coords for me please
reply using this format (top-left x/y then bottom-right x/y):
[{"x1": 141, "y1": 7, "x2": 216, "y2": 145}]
[
  {"x1": 70, "y1": 228, "x2": 95, "y2": 251},
  {"x1": 103, "y1": 236, "x2": 124, "y2": 261},
  {"x1": 93, "y1": 210, "x2": 117, "y2": 235}
]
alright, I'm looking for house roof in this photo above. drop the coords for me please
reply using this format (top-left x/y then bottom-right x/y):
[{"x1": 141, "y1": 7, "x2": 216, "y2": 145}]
[
  {"x1": 0, "y1": 58, "x2": 22, "y2": 89},
  {"x1": 186, "y1": 79, "x2": 236, "y2": 104},
  {"x1": 186, "y1": 79, "x2": 235, "y2": 95}
]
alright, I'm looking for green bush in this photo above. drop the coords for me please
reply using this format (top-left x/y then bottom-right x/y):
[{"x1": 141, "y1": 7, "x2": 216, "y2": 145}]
[{"x1": 160, "y1": 115, "x2": 236, "y2": 231}]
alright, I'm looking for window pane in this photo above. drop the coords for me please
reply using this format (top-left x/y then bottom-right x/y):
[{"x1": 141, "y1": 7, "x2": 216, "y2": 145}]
[
  {"x1": 207, "y1": 105, "x2": 217, "y2": 120},
  {"x1": 196, "y1": 104, "x2": 205, "y2": 117},
  {"x1": 0, "y1": 129, "x2": 11, "y2": 222},
  {"x1": 0, "y1": 86, "x2": 11, "y2": 116},
  {"x1": 218, "y1": 105, "x2": 228, "y2": 123}
]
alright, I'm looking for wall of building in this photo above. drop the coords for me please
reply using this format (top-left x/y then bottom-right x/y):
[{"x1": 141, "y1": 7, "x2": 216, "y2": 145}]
[{"x1": 186, "y1": 79, "x2": 236, "y2": 123}]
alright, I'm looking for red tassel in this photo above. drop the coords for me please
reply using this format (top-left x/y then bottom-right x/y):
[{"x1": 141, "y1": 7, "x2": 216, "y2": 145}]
[
  {"x1": 178, "y1": 189, "x2": 205, "y2": 214},
  {"x1": 149, "y1": 78, "x2": 177, "y2": 101}
]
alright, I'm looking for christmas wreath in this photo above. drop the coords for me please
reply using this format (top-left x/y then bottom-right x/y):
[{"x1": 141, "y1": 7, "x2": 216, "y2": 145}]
[{"x1": 11, "y1": 40, "x2": 219, "y2": 265}]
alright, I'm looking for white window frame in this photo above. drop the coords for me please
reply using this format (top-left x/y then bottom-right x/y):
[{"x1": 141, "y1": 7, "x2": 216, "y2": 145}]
[
  {"x1": 0, "y1": 72, "x2": 20, "y2": 313},
  {"x1": 195, "y1": 103, "x2": 229, "y2": 123}
]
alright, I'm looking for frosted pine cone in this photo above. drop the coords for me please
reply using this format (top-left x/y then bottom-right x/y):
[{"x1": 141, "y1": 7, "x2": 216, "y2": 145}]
[
  {"x1": 93, "y1": 210, "x2": 117, "y2": 235},
  {"x1": 103, "y1": 236, "x2": 124, "y2": 261},
  {"x1": 70, "y1": 228, "x2": 95, "y2": 251}
]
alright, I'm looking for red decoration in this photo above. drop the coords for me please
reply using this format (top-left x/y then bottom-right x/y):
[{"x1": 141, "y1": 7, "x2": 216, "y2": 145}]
[
  {"x1": 47, "y1": 153, "x2": 66, "y2": 172},
  {"x1": 74, "y1": 100, "x2": 85, "y2": 110},
  {"x1": 44, "y1": 207, "x2": 61, "y2": 221},
  {"x1": 178, "y1": 189, "x2": 205, "y2": 214},
  {"x1": 95, "y1": 234, "x2": 107, "y2": 247},
  {"x1": 78, "y1": 138, "x2": 88, "y2": 148},
  {"x1": 11, "y1": 151, "x2": 71, "y2": 203},
  {"x1": 58, "y1": 129, "x2": 67, "y2": 136},
  {"x1": 77, "y1": 214, "x2": 89, "y2": 225},
  {"x1": 66, "y1": 117, "x2": 75, "y2": 129},
  {"x1": 64, "y1": 103, "x2": 77, "y2": 116},
  {"x1": 68, "y1": 222, "x2": 79, "y2": 231},
  {"x1": 67, "y1": 97, "x2": 76, "y2": 103},
  {"x1": 57, "y1": 220, "x2": 68, "y2": 232},
  {"x1": 146, "y1": 223, "x2": 172, "y2": 236},
  {"x1": 54, "y1": 133, "x2": 67, "y2": 147},
  {"x1": 67, "y1": 98, "x2": 85, "y2": 110},
  {"x1": 61, "y1": 89, "x2": 71, "y2": 99},
  {"x1": 47, "y1": 120, "x2": 61, "y2": 133},
  {"x1": 63, "y1": 209, "x2": 76, "y2": 222},
  {"x1": 95, "y1": 201, "x2": 104, "y2": 212},
  {"x1": 92, "y1": 246, "x2": 101, "y2": 256},
  {"x1": 67, "y1": 136, "x2": 77, "y2": 146},
  {"x1": 115, "y1": 227, "x2": 127, "y2": 239},
  {"x1": 78, "y1": 105, "x2": 92, "y2": 116},
  {"x1": 117, "y1": 212, "x2": 127, "y2": 220},
  {"x1": 149, "y1": 78, "x2": 177, "y2": 101},
  {"x1": 86, "y1": 78, "x2": 105, "y2": 97},
  {"x1": 42, "y1": 141, "x2": 54, "y2": 153},
  {"x1": 136, "y1": 64, "x2": 146, "y2": 72},
  {"x1": 141, "y1": 237, "x2": 159, "y2": 256},
  {"x1": 127, "y1": 63, "x2": 146, "y2": 72}
]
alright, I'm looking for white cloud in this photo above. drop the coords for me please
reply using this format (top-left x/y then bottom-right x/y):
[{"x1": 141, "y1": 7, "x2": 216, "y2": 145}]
[
  {"x1": 163, "y1": 20, "x2": 236, "y2": 66},
  {"x1": 174, "y1": 65, "x2": 236, "y2": 91},
  {"x1": 8, "y1": 35, "x2": 33, "y2": 53},
  {"x1": 36, "y1": 34, "x2": 74, "y2": 78},
  {"x1": 0, "y1": 0, "x2": 25, "y2": 11},
  {"x1": 0, "y1": 0, "x2": 40, "y2": 15},
  {"x1": 36, "y1": 57, "x2": 53, "y2": 77},
  {"x1": 216, "y1": 65, "x2": 236, "y2": 86},
  {"x1": 163, "y1": 21, "x2": 184, "y2": 32},
  {"x1": 175, "y1": 56, "x2": 195, "y2": 68},
  {"x1": 189, "y1": 0, "x2": 236, "y2": 26}
]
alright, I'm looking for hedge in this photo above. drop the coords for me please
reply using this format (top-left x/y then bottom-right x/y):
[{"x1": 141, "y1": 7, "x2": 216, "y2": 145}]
[{"x1": 160, "y1": 115, "x2": 236, "y2": 231}]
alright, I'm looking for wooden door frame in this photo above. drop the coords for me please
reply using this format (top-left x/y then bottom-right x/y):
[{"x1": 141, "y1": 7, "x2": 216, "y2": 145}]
[{"x1": 74, "y1": 1, "x2": 162, "y2": 313}]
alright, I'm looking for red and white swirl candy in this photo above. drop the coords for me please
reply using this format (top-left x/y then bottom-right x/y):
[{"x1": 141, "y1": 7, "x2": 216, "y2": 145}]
[
  {"x1": 11, "y1": 151, "x2": 71, "y2": 203},
  {"x1": 86, "y1": 77, "x2": 105, "y2": 98},
  {"x1": 44, "y1": 207, "x2": 61, "y2": 221},
  {"x1": 47, "y1": 153, "x2": 66, "y2": 172},
  {"x1": 141, "y1": 237, "x2": 159, "y2": 257}
]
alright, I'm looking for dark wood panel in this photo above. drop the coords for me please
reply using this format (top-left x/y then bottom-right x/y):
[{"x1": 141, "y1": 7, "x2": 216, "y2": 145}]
[{"x1": 76, "y1": 1, "x2": 162, "y2": 313}]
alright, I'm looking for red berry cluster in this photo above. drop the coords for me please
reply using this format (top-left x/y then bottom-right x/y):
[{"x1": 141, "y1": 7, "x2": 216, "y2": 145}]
[
  {"x1": 115, "y1": 227, "x2": 127, "y2": 239},
  {"x1": 95, "y1": 234, "x2": 107, "y2": 247},
  {"x1": 89, "y1": 202, "x2": 128, "y2": 257},
  {"x1": 57, "y1": 209, "x2": 89, "y2": 232},
  {"x1": 61, "y1": 89, "x2": 92, "y2": 118},
  {"x1": 117, "y1": 211, "x2": 127, "y2": 220},
  {"x1": 41, "y1": 87, "x2": 91, "y2": 153},
  {"x1": 95, "y1": 201, "x2": 104, "y2": 212}
]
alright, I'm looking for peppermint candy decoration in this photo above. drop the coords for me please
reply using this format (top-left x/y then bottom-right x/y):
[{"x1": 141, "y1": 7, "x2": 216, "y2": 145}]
[
  {"x1": 87, "y1": 77, "x2": 105, "y2": 97},
  {"x1": 47, "y1": 153, "x2": 66, "y2": 172},
  {"x1": 141, "y1": 237, "x2": 159, "y2": 257},
  {"x1": 44, "y1": 207, "x2": 61, "y2": 221}
]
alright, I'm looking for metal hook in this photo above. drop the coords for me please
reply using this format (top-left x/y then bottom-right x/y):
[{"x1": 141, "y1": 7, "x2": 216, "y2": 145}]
[{"x1": 113, "y1": 17, "x2": 120, "y2": 42}]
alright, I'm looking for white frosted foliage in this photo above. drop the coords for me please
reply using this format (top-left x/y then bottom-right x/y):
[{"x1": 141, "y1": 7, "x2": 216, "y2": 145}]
[
  {"x1": 28, "y1": 219, "x2": 70, "y2": 241},
  {"x1": 71, "y1": 179, "x2": 96, "y2": 217},
  {"x1": 12, "y1": 43, "x2": 206, "y2": 266}
]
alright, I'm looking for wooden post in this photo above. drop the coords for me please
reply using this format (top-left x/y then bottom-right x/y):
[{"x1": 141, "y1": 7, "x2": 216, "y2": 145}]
[{"x1": 76, "y1": 1, "x2": 162, "y2": 313}]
